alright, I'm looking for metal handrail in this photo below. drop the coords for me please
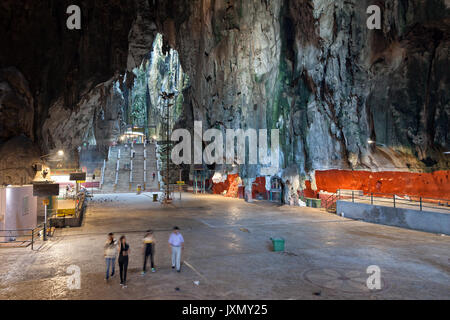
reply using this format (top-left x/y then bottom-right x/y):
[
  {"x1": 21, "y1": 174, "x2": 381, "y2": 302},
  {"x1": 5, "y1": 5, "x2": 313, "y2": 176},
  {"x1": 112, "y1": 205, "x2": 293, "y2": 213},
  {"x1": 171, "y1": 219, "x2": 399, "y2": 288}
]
[
  {"x1": 143, "y1": 144, "x2": 147, "y2": 189},
  {"x1": 0, "y1": 223, "x2": 44, "y2": 250},
  {"x1": 100, "y1": 159, "x2": 106, "y2": 189},
  {"x1": 337, "y1": 189, "x2": 450, "y2": 212},
  {"x1": 130, "y1": 159, "x2": 133, "y2": 183},
  {"x1": 114, "y1": 159, "x2": 120, "y2": 186},
  {"x1": 324, "y1": 192, "x2": 338, "y2": 212}
]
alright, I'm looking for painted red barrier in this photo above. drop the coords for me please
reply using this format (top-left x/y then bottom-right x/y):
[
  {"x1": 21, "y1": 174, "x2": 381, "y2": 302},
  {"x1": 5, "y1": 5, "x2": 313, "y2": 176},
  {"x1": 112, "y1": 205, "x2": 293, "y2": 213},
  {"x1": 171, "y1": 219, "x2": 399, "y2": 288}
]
[
  {"x1": 315, "y1": 170, "x2": 450, "y2": 199},
  {"x1": 81, "y1": 182, "x2": 100, "y2": 188},
  {"x1": 212, "y1": 174, "x2": 240, "y2": 197},
  {"x1": 251, "y1": 177, "x2": 268, "y2": 200},
  {"x1": 303, "y1": 180, "x2": 317, "y2": 198},
  {"x1": 212, "y1": 170, "x2": 450, "y2": 202}
]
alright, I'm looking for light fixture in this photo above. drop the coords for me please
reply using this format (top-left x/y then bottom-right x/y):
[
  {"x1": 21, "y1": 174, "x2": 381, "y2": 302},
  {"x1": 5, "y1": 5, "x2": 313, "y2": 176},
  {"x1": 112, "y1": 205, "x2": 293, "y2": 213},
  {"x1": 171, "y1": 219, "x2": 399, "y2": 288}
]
[
  {"x1": 40, "y1": 150, "x2": 65, "y2": 159},
  {"x1": 368, "y1": 140, "x2": 375, "y2": 144},
  {"x1": 444, "y1": 151, "x2": 450, "y2": 155}
]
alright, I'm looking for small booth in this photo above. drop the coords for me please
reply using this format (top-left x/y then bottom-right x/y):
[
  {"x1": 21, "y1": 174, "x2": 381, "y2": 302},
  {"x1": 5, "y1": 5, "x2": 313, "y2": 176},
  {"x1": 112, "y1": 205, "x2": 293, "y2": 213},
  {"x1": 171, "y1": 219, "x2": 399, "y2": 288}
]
[
  {"x1": 269, "y1": 177, "x2": 283, "y2": 204},
  {"x1": 193, "y1": 164, "x2": 207, "y2": 194}
]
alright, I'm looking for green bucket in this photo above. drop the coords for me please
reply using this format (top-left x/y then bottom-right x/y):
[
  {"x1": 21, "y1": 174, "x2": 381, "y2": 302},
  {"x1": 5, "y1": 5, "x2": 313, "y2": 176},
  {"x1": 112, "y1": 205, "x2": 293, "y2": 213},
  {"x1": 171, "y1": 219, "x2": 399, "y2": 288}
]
[{"x1": 271, "y1": 237, "x2": 285, "y2": 252}]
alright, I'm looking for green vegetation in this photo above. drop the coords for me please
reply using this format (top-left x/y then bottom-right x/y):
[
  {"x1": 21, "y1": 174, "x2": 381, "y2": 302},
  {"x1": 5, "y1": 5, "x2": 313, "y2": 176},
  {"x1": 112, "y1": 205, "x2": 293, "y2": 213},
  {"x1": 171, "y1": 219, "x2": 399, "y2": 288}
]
[
  {"x1": 130, "y1": 64, "x2": 149, "y2": 127},
  {"x1": 127, "y1": 34, "x2": 190, "y2": 138}
]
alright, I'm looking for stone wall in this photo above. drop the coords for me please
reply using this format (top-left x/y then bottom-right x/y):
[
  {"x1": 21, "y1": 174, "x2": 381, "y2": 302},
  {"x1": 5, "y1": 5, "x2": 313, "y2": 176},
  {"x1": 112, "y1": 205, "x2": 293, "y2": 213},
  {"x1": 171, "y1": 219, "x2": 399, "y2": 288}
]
[
  {"x1": 0, "y1": 0, "x2": 448, "y2": 191},
  {"x1": 337, "y1": 200, "x2": 450, "y2": 235}
]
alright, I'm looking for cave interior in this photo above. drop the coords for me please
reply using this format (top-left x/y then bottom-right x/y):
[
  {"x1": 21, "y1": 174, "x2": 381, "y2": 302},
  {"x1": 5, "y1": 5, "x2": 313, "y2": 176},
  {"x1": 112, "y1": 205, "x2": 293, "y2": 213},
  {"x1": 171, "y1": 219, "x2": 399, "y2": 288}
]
[{"x1": 0, "y1": 0, "x2": 449, "y2": 200}]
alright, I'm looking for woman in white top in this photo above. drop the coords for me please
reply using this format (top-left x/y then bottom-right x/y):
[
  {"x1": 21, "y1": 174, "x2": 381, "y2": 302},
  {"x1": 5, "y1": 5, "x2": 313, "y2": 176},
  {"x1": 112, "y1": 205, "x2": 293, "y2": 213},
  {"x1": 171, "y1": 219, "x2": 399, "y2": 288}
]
[{"x1": 104, "y1": 233, "x2": 118, "y2": 281}]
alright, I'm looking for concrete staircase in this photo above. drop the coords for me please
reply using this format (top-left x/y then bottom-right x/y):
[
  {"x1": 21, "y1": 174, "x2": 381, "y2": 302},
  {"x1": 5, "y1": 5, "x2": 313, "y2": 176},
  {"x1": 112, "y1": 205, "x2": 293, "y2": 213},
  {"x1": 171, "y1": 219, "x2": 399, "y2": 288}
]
[
  {"x1": 101, "y1": 147, "x2": 119, "y2": 193},
  {"x1": 143, "y1": 143, "x2": 159, "y2": 191},
  {"x1": 100, "y1": 143, "x2": 159, "y2": 193}
]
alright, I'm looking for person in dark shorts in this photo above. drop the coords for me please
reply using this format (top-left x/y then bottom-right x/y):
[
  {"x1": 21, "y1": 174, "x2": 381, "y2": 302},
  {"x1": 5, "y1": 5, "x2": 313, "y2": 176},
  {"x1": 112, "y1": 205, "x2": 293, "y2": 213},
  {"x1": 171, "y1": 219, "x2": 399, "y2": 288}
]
[
  {"x1": 142, "y1": 230, "x2": 156, "y2": 275},
  {"x1": 118, "y1": 235, "x2": 130, "y2": 288}
]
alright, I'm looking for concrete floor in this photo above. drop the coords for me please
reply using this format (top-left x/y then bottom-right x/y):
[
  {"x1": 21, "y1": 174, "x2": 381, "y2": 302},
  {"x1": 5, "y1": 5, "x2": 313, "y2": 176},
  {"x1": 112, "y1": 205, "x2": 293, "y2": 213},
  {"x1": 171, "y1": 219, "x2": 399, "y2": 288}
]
[{"x1": 0, "y1": 193, "x2": 449, "y2": 300}]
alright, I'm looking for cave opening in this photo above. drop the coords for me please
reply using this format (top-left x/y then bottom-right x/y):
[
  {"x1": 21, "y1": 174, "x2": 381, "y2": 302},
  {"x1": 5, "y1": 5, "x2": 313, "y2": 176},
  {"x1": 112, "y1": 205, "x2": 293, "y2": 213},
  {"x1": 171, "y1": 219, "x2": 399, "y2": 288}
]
[
  {"x1": 116, "y1": 33, "x2": 189, "y2": 146},
  {"x1": 77, "y1": 33, "x2": 191, "y2": 186}
]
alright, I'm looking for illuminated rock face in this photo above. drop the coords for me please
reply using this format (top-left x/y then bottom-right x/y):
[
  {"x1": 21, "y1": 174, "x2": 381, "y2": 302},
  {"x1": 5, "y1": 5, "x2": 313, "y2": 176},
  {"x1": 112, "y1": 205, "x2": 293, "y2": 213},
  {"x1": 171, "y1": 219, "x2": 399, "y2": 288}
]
[
  {"x1": 41, "y1": 79, "x2": 124, "y2": 157},
  {"x1": 0, "y1": 136, "x2": 41, "y2": 185},
  {"x1": 0, "y1": 0, "x2": 448, "y2": 190},
  {"x1": 156, "y1": 0, "x2": 449, "y2": 186}
]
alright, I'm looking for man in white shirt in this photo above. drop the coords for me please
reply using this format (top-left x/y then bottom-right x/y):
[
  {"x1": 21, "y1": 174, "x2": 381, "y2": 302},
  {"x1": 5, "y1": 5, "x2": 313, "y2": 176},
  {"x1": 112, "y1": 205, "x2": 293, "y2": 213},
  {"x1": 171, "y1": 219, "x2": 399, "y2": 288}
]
[{"x1": 168, "y1": 226, "x2": 184, "y2": 272}]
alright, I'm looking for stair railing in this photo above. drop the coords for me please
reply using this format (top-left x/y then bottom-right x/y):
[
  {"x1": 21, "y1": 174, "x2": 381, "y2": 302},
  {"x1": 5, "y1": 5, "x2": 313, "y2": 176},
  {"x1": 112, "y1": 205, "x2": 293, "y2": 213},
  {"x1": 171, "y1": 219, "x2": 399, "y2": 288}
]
[
  {"x1": 143, "y1": 143, "x2": 147, "y2": 190},
  {"x1": 114, "y1": 159, "x2": 119, "y2": 190},
  {"x1": 143, "y1": 158, "x2": 147, "y2": 190},
  {"x1": 100, "y1": 159, "x2": 106, "y2": 189},
  {"x1": 130, "y1": 159, "x2": 133, "y2": 190},
  {"x1": 324, "y1": 192, "x2": 339, "y2": 213}
]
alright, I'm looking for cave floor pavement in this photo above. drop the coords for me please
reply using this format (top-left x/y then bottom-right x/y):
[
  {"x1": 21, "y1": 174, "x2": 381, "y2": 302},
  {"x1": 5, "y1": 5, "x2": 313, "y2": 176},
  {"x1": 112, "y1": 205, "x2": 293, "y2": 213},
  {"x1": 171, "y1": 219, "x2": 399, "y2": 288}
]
[{"x1": 0, "y1": 193, "x2": 449, "y2": 300}]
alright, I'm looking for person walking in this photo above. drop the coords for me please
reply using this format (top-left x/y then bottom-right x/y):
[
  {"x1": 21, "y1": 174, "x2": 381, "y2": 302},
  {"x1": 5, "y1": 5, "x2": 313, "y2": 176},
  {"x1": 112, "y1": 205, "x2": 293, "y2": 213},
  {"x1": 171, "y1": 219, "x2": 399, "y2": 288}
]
[
  {"x1": 118, "y1": 235, "x2": 130, "y2": 288},
  {"x1": 168, "y1": 227, "x2": 184, "y2": 272},
  {"x1": 142, "y1": 230, "x2": 156, "y2": 275},
  {"x1": 104, "y1": 233, "x2": 118, "y2": 281}
]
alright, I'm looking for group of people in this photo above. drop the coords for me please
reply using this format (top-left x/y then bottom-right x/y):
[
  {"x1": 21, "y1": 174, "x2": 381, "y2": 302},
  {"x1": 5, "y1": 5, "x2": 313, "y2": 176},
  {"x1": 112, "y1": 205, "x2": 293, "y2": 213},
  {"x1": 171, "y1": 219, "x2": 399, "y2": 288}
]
[{"x1": 104, "y1": 227, "x2": 185, "y2": 288}]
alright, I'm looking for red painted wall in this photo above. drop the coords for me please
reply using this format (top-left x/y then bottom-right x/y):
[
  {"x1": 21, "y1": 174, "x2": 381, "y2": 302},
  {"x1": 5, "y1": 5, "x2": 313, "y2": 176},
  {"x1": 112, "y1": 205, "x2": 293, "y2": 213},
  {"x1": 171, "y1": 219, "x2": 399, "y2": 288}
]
[
  {"x1": 315, "y1": 170, "x2": 450, "y2": 199},
  {"x1": 252, "y1": 177, "x2": 268, "y2": 199},
  {"x1": 212, "y1": 174, "x2": 240, "y2": 198},
  {"x1": 303, "y1": 180, "x2": 318, "y2": 198}
]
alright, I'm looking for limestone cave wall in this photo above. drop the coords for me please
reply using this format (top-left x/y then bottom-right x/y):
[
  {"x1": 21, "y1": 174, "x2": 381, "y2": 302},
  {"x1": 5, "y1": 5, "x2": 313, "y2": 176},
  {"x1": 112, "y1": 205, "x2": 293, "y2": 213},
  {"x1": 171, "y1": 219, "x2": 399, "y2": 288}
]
[
  {"x1": 0, "y1": 0, "x2": 449, "y2": 190},
  {"x1": 154, "y1": 0, "x2": 449, "y2": 198}
]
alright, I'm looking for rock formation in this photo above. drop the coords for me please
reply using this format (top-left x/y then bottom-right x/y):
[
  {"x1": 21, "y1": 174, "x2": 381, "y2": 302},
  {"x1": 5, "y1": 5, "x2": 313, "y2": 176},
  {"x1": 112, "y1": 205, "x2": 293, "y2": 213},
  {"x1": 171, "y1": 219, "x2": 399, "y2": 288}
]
[{"x1": 0, "y1": 0, "x2": 448, "y2": 196}]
